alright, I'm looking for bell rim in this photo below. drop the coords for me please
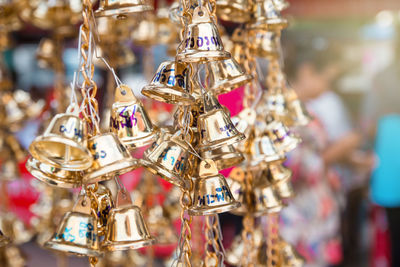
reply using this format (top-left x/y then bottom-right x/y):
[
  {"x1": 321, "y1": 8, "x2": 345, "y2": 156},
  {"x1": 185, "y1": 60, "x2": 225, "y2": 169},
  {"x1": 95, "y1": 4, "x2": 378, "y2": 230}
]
[
  {"x1": 44, "y1": 240, "x2": 102, "y2": 257},
  {"x1": 176, "y1": 51, "x2": 231, "y2": 63},
  {"x1": 216, "y1": 2, "x2": 251, "y2": 23},
  {"x1": 209, "y1": 152, "x2": 244, "y2": 170},
  {"x1": 83, "y1": 158, "x2": 139, "y2": 184},
  {"x1": 198, "y1": 132, "x2": 245, "y2": 151},
  {"x1": 212, "y1": 74, "x2": 253, "y2": 95},
  {"x1": 141, "y1": 86, "x2": 195, "y2": 105},
  {"x1": 253, "y1": 205, "x2": 283, "y2": 217},
  {"x1": 249, "y1": 18, "x2": 289, "y2": 30},
  {"x1": 275, "y1": 136, "x2": 301, "y2": 154},
  {"x1": 29, "y1": 135, "x2": 93, "y2": 171},
  {"x1": 120, "y1": 130, "x2": 160, "y2": 149},
  {"x1": 26, "y1": 158, "x2": 82, "y2": 189},
  {"x1": 140, "y1": 159, "x2": 184, "y2": 188},
  {"x1": 188, "y1": 201, "x2": 241, "y2": 216},
  {"x1": 95, "y1": 5, "x2": 153, "y2": 18},
  {"x1": 102, "y1": 237, "x2": 156, "y2": 251}
]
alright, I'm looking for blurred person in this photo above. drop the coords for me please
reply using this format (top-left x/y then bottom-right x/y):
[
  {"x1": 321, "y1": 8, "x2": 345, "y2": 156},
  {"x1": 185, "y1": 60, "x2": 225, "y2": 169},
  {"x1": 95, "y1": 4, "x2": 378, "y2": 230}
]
[
  {"x1": 281, "y1": 42, "x2": 373, "y2": 267},
  {"x1": 363, "y1": 23, "x2": 400, "y2": 267}
]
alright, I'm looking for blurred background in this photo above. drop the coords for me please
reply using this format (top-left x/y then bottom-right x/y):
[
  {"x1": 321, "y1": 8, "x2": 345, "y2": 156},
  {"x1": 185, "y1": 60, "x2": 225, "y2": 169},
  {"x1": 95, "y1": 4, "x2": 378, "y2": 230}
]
[{"x1": 1, "y1": 0, "x2": 400, "y2": 266}]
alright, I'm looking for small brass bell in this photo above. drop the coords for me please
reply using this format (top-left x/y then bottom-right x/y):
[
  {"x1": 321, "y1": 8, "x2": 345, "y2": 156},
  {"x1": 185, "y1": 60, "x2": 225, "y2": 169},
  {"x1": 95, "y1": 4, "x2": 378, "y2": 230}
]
[
  {"x1": 197, "y1": 91, "x2": 245, "y2": 151},
  {"x1": 95, "y1": 0, "x2": 153, "y2": 19},
  {"x1": 274, "y1": 178, "x2": 294, "y2": 199},
  {"x1": 226, "y1": 176, "x2": 249, "y2": 216},
  {"x1": 141, "y1": 134, "x2": 189, "y2": 187},
  {"x1": 89, "y1": 184, "x2": 115, "y2": 236},
  {"x1": 279, "y1": 239, "x2": 305, "y2": 267},
  {"x1": 94, "y1": 44, "x2": 136, "y2": 69},
  {"x1": 147, "y1": 205, "x2": 178, "y2": 244},
  {"x1": 110, "y1": 84, "x2": 158, "y2": 149},
  {"x1": 248, "y1": 28, "x2": 281, "y2": 58},
  {"x1": 285, "y1": 88, "x2": 312, "y2": 127},
  {"x1": 142, "y1": 60, "x2": 195, "y2": 105},
  {"x1": 36, "y1": 38, "x2": 57, "y2": 69},
  {"x1": 143, "y1": 127, "x2": 173, "y2": 158},
  {"x1": 102, "y1": 189, "x2": 155, "y2": 251},
  {"x1": 201, "y1": 144, "x2": 244, "y2": 170},
  {"x1": 216, "y1": 0, "x2": 251, "y2": 23},
  {"x1": 176, "y1": 6, "x2": 230, "y2": 63},
  {"x1": 207, "y1": 58, "x2": 252, "y2": 95},
  {"x1": 156, "y1": 6, "x2": 178, "y2": 45},
  {"x1": 0, "y1": 213, "x2": 33, "y2": 245},
  {"x1": 44, "y1": 194, "x2": 102, "y2": 257},
  {"x1": 253, "y1": 179, "x2": 282, "y2": 216},
  {"x1": 29, "y1": 106, "x2": 93, "y2": 171},
  {"x1": 266, "y1": 119, "x2": 301, "y2": 154},
  {"x1": 0, "y1": 230, "x2": 10, "y2": 247},
  {"x1": 83, "y1": 133, "x2": 139, "y2": 184},
  {"x1": 131, "y1": 16, "x2": 158, "y2": 46},
  {"x1": 249, "y1": 134, "x2": 283, "y2": 165},
  {"x1": 26, "y1": 157, "x2": 82, "y2": 188},
  {"x1": 251, "y1": 0, "x2": 288, "y2": 30},
  {"x1": 189, "y1": 160, "x2": 240, "y2": 216},
  {"x1": 273, "y1": 0, "x2": 290, "y2": 11}
]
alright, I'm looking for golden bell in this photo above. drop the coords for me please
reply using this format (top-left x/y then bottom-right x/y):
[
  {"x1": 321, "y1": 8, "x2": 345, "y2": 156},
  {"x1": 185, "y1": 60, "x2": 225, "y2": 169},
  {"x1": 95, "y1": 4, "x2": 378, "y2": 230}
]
[
  {"x1": 36, "y1": 38, "x2": 57, "y2": 69},
  {"x1": 189, "y1": 160, "x2": 240, "y2": 216},
  {"x1": 284, "y1": 87, "x2": 312, "y2": 127},
  {"x1": 248, "y1": 28, "x2": 280, "y2": 58},
  {"x1": 94, "y1": 44, "x2": 136, "y2": 69},
  {"x1": 147, "y1": 206, "x2": 178, "y2": 244},
  {"x1": 141, "y1": 134, "x2": 189, "y2": 187},
  {"x1": 0, "y1": 92, "x2": 25, "y2": 129},
  {"x1": 253, "y1": 180, "x2": 282, "y2": 216},
  {"x1": 273, "y1": 0, "x2": 290, "y2": 11},
  {"x1": 226, "y1": 177, "x2": 249, "y2": 216},
  {"x1": 142, "y1": 60, "x2": 195, "y2": 105},
  {"x1": 131, "y1": 16, "x2": 158, "y2": 46},
  {"x1": 0, "y1": 213, "x2": 33, "y2": 245},
  {"x1": 89, "y1": 184, "x2": 115, "y2": 235},
  {"x1": 110, "y1": 84, "x2": 158, "y2": 149},
  {"x1": 83, "y1": 133, "x2": 139, "y2": 184},
  {"x1": 274, "y1": 179, "x2": 294, "y2": 199},
  {"x1": 0, "y1": 230, "x2": 10, "y2": 247},
  {"x1": 216, "y1": 0, "x2": 251, "y2": 23},
  {"x1": 95, "y1": 0, "x2": 153, "y2": 19},
  {"x1": 18, "y1": 0, "x2": 82, "y2": 35},
  {"x1": 197, "y1": 91, "x2": 245, "y2": 151},
  {"x1": 29, "y1": 108, "x2": 93, "y2": 171},
  {"x1": 102, "y1": 190, "x2": 155, "y2": 251},
  {"x1": 201, "y1": 144, "x2": 244, "y2": 170},
  {"x1": 26, "y1": 157, "x2": 82, "y2": 188},
  {"x1": 156, "y1": 7, "x2": 178, "y2": 45},
  {"x1": 266, "y1": 120, "x2": 301, "y2": 153},
  {"x1": 249, "y1": 134, "x2": 283, "y2": 165},
  {"x1": 207, "y1": 58, "x2": 252, "y2": 95},
  {"x1": 143, "y1": 127, "x2": 173, "y2": 158},
  {"x1": 279, "y1": 239, "x2": 305, "y2": 267},
  {"x1": 176, "y1": 6, "x2": 230, "y2": 63},
  {"x1": 251, "y1": 0, "x2": 288, "y2": 30},
  {"x1": 44, "y1": 194, "x2": 102, "y2": 257}
]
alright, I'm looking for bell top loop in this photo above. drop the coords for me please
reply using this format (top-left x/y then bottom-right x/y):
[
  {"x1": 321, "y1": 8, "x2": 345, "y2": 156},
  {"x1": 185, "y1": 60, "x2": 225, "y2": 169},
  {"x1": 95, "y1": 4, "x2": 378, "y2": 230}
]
[
  {"x1": 114, "y1": 84, "x2": 138, "y2": 103},
  {"x1": 66, "y1": 102, "x2": 80, "y2": 116},
  {"x1": 116, "y1": 188, "x2": 133, "y2": 208},
  {"x1": 73, "y1": 194, "x2": 92, "y2": 215},
  {"x1": 199, "y1": 159, "x2": 218, "y2": 177},
  {"x1": 192, "y1": 6, "x2": 211, "y2": 23},
  {"x1": 203, "y1": 91, "x2": 222, "y2": 113}
]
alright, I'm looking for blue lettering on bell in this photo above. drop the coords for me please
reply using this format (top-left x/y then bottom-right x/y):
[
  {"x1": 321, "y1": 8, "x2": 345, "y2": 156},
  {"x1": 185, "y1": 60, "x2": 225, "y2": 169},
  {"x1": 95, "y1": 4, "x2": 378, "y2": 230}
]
[
  {"x1": 56, "y1": 227, "x2": 75, "y2": 242},
  {"x1": 220, "y1": 123, "x2": 235, "y2": 137},
  {"x1": 93, "y1": 150, "x2": 107, "y2": 160},
  {"x1": 60, "y1": 125, "x2": 82, "y2": 138}
]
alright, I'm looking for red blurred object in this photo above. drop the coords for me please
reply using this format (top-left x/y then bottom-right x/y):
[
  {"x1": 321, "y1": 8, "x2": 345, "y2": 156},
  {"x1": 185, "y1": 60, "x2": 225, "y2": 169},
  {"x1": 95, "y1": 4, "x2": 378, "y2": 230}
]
[{"x1": 371, "y1": 206, "x2": 391, "y2": 267}]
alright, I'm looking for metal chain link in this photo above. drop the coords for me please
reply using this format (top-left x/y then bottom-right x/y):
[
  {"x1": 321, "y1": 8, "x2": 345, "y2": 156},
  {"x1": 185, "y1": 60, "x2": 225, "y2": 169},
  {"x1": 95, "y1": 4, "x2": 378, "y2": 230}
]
[
  {"x1": 266, "y1": 213, "x2": 280, "y2": 267},
  {"x1": 79, "y1": 0, "x2": 100, "y2": 136},
  {"x1": 204, "y1": 216, "x2": 219, "y2": 267},
  {"x1": 241, "y1": 171, "x2": 256, "y2": 267}
]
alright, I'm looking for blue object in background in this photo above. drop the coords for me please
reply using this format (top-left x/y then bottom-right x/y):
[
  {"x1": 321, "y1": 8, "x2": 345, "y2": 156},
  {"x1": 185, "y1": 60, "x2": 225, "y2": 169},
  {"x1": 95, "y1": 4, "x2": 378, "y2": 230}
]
[{"x1": 371, "y1": 114, "x2": 400, "y2": 207}]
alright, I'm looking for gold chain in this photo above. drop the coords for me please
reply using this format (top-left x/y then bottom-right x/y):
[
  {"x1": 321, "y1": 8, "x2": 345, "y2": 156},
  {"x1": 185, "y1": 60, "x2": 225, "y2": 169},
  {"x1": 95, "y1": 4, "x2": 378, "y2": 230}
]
[
  {"x1": 241, "y1": 171, "x2": 256, "y2": 267},
  {"x1": 204, "y1": 215, "x2": 220, "y2": 267},
  {"x1": 266, "y1": 57, "x2": 283, "y2": 94},
  {"x1": 80, "y1": 0, "x2": 99, "y2": 136},
  {"x1": 266, "y1": 213, "x2": 280, "y2": 267}
]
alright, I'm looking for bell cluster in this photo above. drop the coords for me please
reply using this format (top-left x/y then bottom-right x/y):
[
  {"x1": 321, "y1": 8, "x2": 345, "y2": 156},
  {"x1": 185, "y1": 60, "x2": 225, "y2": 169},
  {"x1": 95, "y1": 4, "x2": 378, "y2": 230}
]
[{"x1": 0, "y1": 0, "x2": 312, "y2": 266}]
